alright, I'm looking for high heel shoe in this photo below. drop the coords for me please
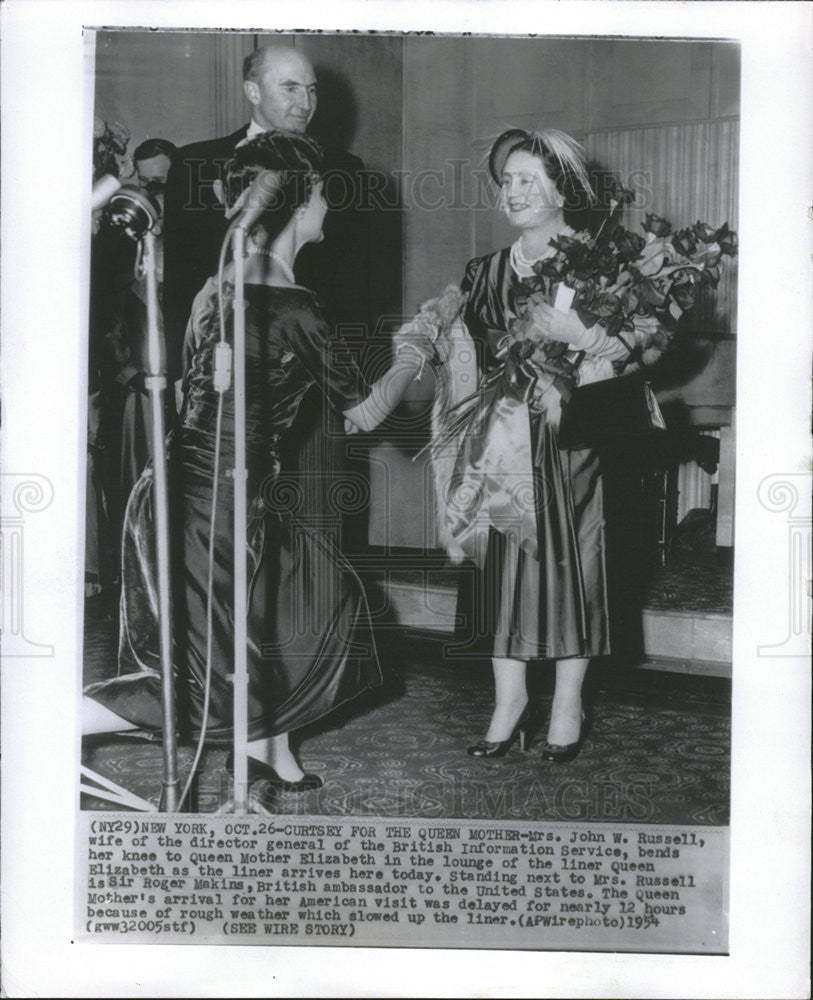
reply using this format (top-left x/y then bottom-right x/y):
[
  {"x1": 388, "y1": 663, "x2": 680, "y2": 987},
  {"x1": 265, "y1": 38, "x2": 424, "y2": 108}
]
[
  {"x1": 467, "y1": 705, "x2": 540, "y2": 758},
  {"x1": 540, "y1": 710, "x2": 587, "y2": 763},
  {"x1": 225, "y1": 752, "x2": 324, "y2": 791}
]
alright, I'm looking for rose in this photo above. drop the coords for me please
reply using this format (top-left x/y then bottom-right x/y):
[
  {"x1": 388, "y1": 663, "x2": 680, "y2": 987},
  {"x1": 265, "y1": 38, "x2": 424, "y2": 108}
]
[
  {"x1": 107, "y1": 122, "x2": 130, "y2": 153},
  {"x1": 534, "y1": 255, "x2": 569, "y2": 280},
  {"x1": 592, "y1": 247, "x2": 619, "y2": 279},
  {"x1": 568, "y1": 245, "x2": 600, "y2": 281},
  {"x1": 590, "y1": 291, "x2": 623, "y2": 319},
  {"x1": 642, "y1": 213, "x2": 672, "y2": 237},
  {"x1": 618, "y1": 288, "x2": 640, "y2": 315},
  {"x1": 692, "y1": 221, "x2": 717, "y2": 243},
  {"x1": 572, "y1": 289, "x2": 599, "y2": 329},
  {"x1": 550, "y1": 233, "x2": 587, "y2": 254},
  {"x1": 611, "y1": 227, "x2": 645, "y2": 261},
  {"x1": 695, "y1": 243, "x2": 722, "y2": 268},
  {"x1": 637, "y1": 277, "x2": 667, "y2": 308},
  {"x1": 670, "y1": 279, "x2": 697, "y2": 311},
  {"x1": 93, "y1": 119, "x2": 133, "y2": 180},
  {"x1": 671, "y1": 227, "x2": 698, "y2": 257},
  {"x1": 713, "y1": 223, "x2": 738, "y2": 255},
  {"x1": 699, "y1": 263, "x2": 721, "y2": 287}
]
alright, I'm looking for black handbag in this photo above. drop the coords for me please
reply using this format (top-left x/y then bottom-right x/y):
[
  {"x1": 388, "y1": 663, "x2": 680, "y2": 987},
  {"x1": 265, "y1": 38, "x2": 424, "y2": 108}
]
[{"x1": 557, "y1": 372, "x2": 667, "y2": 450}]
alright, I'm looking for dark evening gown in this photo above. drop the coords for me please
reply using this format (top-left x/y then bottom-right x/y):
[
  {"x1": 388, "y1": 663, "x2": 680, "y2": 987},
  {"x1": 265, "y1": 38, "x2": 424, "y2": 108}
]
[
  {"x1": 456, "y1": 247, "x2": 610, "y2": 661},
  {"x1": 85, "y1": 284, "x2": 383, "y2": 742}
]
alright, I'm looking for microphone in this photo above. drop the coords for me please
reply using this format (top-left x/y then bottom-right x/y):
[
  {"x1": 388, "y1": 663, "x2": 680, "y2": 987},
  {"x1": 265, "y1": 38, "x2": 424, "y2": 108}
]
[
  {"x1": 91, "y1": 174, "x2": 121, "y2": 211},
  {"x1": 232, "y1": 170, "x2": 283, "y2": 233},
  {"x1": 104, "y1": 185, "x2": 161, "y2": 241}
]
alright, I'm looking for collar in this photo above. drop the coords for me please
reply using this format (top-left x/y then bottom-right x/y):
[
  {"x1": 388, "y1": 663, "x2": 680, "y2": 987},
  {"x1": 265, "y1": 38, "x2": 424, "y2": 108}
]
[
  {"x1": 246, "y1": 118, "x2": 265, "y2": 140},
  {"x1": 235, "y1": 119, "x2": 266, "y2": 148}
]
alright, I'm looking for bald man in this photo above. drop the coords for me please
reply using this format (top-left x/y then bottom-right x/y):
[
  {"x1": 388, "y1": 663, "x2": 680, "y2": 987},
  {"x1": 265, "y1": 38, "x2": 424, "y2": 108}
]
[
  {"x1": 162, "y1": 45, "x2": 369, "y2": 381},
  {"x1": 162, "y1": 45, "x2": 369, "y2": 545}
]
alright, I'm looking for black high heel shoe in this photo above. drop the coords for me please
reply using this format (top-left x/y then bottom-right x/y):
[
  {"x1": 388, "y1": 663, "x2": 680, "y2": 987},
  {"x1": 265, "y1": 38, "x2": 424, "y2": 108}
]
[
  {"x1": 467, "y1": 705, "x2": 540, "y2": 758},
  {"x1": 540, "y1": 710, "x2": 587, "y2": 763},
  {"x1": 225, "y1": 752, "x2": 324, "y2": 791}
]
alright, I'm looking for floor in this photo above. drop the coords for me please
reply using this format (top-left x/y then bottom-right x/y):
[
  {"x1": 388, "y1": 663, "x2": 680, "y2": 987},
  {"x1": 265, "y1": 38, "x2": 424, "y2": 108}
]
[{"x1": 82, "y1": 592, "x2": 730, "y2": 824}]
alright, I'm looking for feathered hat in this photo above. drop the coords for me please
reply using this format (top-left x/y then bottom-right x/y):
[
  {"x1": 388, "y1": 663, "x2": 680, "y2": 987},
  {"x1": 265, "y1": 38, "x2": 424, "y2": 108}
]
[{"x1": 487, "y1": 127, "x2": 595, "y2": 203}]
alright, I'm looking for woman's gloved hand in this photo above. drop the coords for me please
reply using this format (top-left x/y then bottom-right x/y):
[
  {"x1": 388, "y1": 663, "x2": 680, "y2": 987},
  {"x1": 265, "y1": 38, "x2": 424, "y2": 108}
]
[{"x1": 527, "y1": 299, "x2": 590, "y2": 348}]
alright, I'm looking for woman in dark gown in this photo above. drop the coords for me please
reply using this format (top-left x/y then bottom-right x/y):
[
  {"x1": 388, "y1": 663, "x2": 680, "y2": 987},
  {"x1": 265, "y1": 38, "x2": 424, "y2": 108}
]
[
  {"x1": 443, "y1": 129, "x2": 633, "y2": 762},
  {"x1": 84, "y1": 132, "x2": 433, "y2": 788}
]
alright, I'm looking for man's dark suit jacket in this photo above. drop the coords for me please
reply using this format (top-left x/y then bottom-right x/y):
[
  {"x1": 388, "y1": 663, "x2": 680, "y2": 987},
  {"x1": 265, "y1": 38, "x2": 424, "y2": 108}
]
[{"x1": 162, "y1": 123, "x2": 370, "y2": 381}]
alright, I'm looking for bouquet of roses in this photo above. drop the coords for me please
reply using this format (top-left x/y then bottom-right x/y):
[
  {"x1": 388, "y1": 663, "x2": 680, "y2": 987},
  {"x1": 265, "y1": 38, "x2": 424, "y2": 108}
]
[
  {"x1": 93, "y1": 118, "x2": 133, "y2": 181},
  {"x1": 511, "y1": 185, "x2": 738, "y2": 374},
  {"x1": 409, "y1": 191, "x2": 738, "y2": 450}
]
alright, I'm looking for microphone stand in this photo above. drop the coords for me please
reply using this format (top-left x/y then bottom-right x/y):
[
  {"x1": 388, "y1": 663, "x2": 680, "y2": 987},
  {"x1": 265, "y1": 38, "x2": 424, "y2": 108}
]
[
  {"x1": 219, "y1": 224, "x2": 269, "y2": 816},
  {"x1": 230, "y1": 225, "x2": 250, "y2": 812},
  {"x1": 141, "y1": 229, "x2": 180, "y2": 812},
  {"x1": 81, "y1": 197, "x2": 181, "y2": 812}
]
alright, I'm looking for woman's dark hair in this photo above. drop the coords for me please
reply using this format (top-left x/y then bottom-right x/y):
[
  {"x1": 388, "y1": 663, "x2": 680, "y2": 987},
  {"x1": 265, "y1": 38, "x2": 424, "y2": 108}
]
[{"x1": 224, "y1": 131, "x2": 324, "y2": 238}]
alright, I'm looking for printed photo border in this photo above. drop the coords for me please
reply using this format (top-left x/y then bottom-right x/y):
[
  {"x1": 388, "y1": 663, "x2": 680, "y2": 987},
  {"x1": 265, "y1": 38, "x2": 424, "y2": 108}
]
[{"x1": 1, "y1": 1, "x2": 810, "y2": 997}]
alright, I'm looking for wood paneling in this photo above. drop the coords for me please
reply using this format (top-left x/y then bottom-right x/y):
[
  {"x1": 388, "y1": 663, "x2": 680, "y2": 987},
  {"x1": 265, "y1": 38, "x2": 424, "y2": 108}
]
[
  {"x1": 403, "y1": 37, "x2": 475, "y2": 306},
  {"x1": 94, "y1": 30, "x2": 250, "y2": 150},
  {"x1": 469, "y1": 37, "x2": 587, "y2": 255},
  {"x1": 471, "y1": 37, "x2": 587, "y2": 135},
  {"x1": 588, "y1": 40, "x2": 713, "y2": 129},
  {"x1": 288, "y1": 33, "x2": 405, "y2": 332},
  {"x1": 712, "y1": 43, "x2": 741, "y2": 119},
  {"x1": 289, "y1": 33, "x2": 403, "y2": 170},
  {"x1": 214, "y1": 34, "x2": 258, "y2": 136},
  {"x1": 369, "y1": 37, "x2": 473, "y2": 549}
]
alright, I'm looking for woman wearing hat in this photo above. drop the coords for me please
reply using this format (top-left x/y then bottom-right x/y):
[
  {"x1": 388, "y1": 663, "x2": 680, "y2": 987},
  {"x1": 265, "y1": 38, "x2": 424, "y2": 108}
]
[
  {"x1": 446, "y1": 129, "x2": 634, "y2": 763},
  {"x1": 83, "y1": 132, "x2": 434, "y2": 797}
]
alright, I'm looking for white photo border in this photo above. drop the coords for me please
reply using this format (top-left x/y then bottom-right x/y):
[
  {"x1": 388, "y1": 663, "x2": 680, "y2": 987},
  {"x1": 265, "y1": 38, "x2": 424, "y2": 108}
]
[{"x1": 1, "y1": 1, "x2": 810, "y2": 997}]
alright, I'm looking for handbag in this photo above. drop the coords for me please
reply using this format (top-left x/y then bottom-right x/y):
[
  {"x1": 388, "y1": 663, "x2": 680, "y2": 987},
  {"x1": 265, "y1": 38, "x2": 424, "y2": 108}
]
[{"x1": 557, "y1": 372, "x2": 667, "y2": 450}]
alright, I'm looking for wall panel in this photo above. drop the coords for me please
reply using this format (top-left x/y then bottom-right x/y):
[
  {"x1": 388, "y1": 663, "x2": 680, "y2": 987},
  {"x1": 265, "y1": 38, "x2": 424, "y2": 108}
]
[
  {"x1": 214, "y1": 33, "x2": 257, "y2": 136},
  {"x1": 94, "y1": 31, "x2": 253, "y2": 152},
  {"x1": 368, "y1": 36, "x2": 472, "y2": 549},
  {"x1": 588, "y1": 40, "x2": 713, "y2": 129}
]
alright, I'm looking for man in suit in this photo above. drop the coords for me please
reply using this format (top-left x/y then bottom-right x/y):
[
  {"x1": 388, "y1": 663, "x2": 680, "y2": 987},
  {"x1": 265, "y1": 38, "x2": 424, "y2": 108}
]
[
  {"x1": 163, "y1": 44, "x2": 370, "y2": 548},
  {"x1": 163, "y1": 45, "x2": 369, "y2": 380}
]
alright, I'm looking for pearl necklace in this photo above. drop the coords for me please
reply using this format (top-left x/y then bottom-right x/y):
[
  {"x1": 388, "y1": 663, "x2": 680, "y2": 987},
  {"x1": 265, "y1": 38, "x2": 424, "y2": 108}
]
[
  {"x1": 510, "y1": 239, "x2": 543, "y2": 279},
  {"x1": 510, "y1": 226, "x2": 578, "y2": 278},
  {"x1": 247, "y1": 246, "x2": 296, "y2": 284},
  {"x1": 512, "y1": 238, "x2": 544, "y2": 270},
  {"x1": 267, "y1": 250, "x2": 296, "y2": 284}
]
